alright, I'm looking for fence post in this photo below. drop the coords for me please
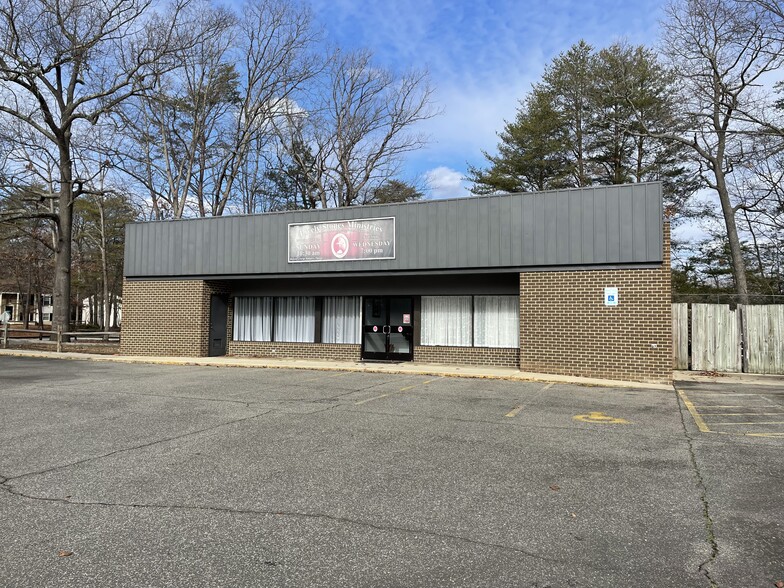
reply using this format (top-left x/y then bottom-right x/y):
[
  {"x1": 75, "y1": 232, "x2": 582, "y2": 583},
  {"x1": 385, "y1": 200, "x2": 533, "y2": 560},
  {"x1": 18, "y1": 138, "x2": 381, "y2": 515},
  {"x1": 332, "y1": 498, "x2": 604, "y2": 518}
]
[
  {"x1": 2, "y1": 322, "x2": 7, "y2": 349},
  {"x1": 56, "y1": 325, "x2": 62, "y2": 353}
]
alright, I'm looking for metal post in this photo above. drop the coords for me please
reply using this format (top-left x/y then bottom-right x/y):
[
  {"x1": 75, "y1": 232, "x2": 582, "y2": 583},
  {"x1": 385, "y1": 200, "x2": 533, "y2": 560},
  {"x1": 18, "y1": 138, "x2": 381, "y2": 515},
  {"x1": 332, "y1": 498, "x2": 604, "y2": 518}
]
[
  {"x1": 2, "y1": 321, "x2": 7, "y2": 349},
  {"x1": 56, "y1": 325, "x2": 62, "y2": 353}
]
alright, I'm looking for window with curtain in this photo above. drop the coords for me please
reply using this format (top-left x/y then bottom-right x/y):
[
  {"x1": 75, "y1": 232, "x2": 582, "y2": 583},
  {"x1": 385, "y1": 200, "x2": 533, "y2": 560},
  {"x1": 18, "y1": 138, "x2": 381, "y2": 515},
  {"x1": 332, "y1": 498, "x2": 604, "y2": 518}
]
[
  {"x1": 474, "y1": 296, "x2": 519, "y2": 348},
  {"x1": 274, "y1": 296, "x2": 315, "y2": 342},
  {"x1": 322, "y1": 296, "x2": 361, "y2": 344},
  {"x1": 233, "y1": 297, "x2": 273, "y2": 342},
  {"x1": 420, "y1": 296, "x2": 472, "y2": 346}
]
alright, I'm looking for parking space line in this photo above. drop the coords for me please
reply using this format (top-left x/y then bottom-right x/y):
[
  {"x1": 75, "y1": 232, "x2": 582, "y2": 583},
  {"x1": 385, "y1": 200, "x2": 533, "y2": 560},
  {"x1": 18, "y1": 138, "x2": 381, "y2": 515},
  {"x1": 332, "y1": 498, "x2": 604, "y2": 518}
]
[
  {"x1": 354, "y1": 377, "x2": 442, "y2": 405},
  {"x1": 699, "y1": 412, "x2": 784, "y2": 416},
  {"x1": 678, "y1": 387, "x2": 784, "y2": 438},
  {"x1": 685, "y1": 393, "x2": 771, "y2": 396},
  {"x1": 503, "y1": 382, "x2": 553, "y2": 418},
  {"x1": 677, "y1": 389, "x2": 711, "y2": 433},
  {"x1": 711, "y1": 421, "x2": 784, "y2": 426},
  {"x1": 354, "y1": 393, "x2": 392, "y2": 405},
  {"x1": 505, "y1": 405, "x2": 524, "y2": 418},
  {"x1": 302, "y1": 372, "x2": 349, "y2": 382}
]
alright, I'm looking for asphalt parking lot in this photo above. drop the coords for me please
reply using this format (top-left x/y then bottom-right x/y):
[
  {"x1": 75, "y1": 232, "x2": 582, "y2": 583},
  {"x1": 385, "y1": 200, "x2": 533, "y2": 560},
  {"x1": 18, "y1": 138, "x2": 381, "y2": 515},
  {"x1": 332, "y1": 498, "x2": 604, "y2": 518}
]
[{"x1": 0, "y1": 356, "x2": 781, "y2": 587}]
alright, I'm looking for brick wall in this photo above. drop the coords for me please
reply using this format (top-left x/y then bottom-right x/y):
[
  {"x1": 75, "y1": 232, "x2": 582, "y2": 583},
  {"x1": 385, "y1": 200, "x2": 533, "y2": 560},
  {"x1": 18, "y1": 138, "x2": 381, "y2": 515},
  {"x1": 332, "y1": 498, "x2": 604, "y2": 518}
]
[
  {"x1": 228, "y1": 340, "x2": 362, "y2": 361},
  {"x1": 519, "y1": 223, "x2": 672, "y2": 384},
  {"x1": 413, "y1": 345, "x2": 519, "y2": 368},
  {"x1": 120, "y1": 279, "x2": 228, "y2": 357}
]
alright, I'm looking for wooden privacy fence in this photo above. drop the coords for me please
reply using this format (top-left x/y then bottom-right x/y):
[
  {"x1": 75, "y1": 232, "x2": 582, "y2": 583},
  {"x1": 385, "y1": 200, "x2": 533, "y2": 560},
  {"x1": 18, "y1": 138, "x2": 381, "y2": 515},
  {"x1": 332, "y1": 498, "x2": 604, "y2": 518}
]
[{"x1": 672, "y1": 303, "x2": 784, "y2": 374}]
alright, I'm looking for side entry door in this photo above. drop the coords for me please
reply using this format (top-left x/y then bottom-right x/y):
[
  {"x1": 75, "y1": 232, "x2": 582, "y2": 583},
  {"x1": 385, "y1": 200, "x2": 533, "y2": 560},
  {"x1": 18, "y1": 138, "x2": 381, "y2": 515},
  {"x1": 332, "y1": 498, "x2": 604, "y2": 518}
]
[{"x1": 208, "y1": 294, "x2": 228, "y2": 357}]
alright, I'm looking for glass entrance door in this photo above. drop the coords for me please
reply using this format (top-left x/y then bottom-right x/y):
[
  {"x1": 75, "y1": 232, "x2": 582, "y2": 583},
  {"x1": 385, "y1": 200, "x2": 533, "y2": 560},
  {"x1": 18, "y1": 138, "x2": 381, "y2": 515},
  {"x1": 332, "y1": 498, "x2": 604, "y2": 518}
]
[{"x1": 362, "y1": 297, "x2": 414, "y2": 361}]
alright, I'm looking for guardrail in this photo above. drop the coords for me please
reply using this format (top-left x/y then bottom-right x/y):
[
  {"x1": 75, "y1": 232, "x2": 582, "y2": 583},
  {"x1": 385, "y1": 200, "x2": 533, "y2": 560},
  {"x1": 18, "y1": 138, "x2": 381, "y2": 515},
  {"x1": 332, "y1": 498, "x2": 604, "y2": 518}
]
[{"x1": 1, "y1": 324, "x2": 120, "y2": 352}]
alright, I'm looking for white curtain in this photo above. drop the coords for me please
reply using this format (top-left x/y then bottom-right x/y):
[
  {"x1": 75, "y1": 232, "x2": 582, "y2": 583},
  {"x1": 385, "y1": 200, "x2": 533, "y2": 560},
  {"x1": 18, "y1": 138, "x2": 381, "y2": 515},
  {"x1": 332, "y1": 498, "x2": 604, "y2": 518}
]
[
  {"x1": 274, "y1": 296, "x2": 315, "y2": 342},
  {"x1": 474, "y1": 296, "x2": 519, "y2": 348},
  {"x1": 233, "y1": 297, "x2": 273, "y2": 342},
  {"x1": 322, "y1": 296, "x2": 361, "y2": 344},
  {"x1": 421, "y1": 296, "x2": 472, "y2": 346}
]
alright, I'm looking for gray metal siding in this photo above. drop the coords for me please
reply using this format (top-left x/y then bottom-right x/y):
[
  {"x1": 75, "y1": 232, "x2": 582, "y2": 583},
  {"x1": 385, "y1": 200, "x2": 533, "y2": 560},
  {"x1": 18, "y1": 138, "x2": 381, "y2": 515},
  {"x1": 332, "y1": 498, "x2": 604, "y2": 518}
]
[{"x1": 124, "y1": 183, "x2": 664, "y2": 278}]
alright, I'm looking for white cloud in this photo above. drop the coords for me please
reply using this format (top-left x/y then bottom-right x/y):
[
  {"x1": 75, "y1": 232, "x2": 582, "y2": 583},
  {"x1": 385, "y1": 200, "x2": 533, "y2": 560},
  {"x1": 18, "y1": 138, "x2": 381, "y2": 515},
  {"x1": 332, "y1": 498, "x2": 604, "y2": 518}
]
[{"x1": 424, "y1": 166, "x2": 469, "y2": 199}]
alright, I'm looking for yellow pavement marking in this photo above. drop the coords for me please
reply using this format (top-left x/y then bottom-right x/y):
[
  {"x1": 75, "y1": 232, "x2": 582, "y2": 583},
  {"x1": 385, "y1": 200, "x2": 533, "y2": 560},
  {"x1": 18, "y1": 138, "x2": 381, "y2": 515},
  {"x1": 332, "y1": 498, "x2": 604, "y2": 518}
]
[
  {"x1": 700, "y1": 412, "x2": 784, "y2": 416},
  {"x1": 710, "y1": 421, "x2": 784, "y2": 426},
  {"x1": 573, "y1": 411, "x2": 630, "y2": 425},
  {"x1": 505, "y1": 405, "x2": 524, "y2": 418},
  {"x1": 685, "y1": 393, "x2": 770, "y2": 396},
  {"x1": 678, "y1": 388, "x2": 784, "y2": 437},
  {"x1": 676, "y1": 389, "x2": 711, "y2": 433},
  {"x1": 354, "y1": 377, "x2": 441, "y2": 405}
]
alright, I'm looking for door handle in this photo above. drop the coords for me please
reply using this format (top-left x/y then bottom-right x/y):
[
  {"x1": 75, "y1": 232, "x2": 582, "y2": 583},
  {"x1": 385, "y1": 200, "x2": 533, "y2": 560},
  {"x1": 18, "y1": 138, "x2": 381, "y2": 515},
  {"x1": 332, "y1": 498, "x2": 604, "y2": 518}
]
[{"x1": 382, "y1": 325, "x2": 391, "y2": 334}]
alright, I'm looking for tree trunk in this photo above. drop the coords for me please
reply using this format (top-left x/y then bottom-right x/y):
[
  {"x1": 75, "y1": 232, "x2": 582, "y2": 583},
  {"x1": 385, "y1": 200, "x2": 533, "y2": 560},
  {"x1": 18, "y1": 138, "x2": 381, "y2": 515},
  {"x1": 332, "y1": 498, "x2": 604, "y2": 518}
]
[
  {"x1": 714, "y1": 169, "x2": 750, "y2": 372},
  {"x1": 714, "y1": 172, "x2": 749, "y2": 305},
  {"x1": 53, "y1": 142, "x2": 74, "y2": 341},
  {"x1": 37, "y1": 293, "x2": 44, "y2": 329},
  {"x1": 98, "y1": 198, "x2": 110, "y2": 339},
  {"x1": 22, "y1": 289, "x2": 29, "y2": 329}
]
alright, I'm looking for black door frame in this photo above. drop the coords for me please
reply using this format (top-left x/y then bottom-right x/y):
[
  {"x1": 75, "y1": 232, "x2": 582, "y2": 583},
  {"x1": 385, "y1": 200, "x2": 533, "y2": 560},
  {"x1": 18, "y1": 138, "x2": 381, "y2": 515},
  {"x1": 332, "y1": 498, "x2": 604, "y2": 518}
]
[{"x1": 361, "y1": 296, "x2": 414, "y2": 361}]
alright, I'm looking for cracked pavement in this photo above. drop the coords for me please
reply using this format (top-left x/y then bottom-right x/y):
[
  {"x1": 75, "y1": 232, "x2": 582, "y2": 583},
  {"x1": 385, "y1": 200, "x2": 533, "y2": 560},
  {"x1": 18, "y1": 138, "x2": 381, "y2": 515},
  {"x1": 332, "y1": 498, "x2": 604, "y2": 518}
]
[{"x1": 0, "y1": 357, "x2": 781, "y2": 587}]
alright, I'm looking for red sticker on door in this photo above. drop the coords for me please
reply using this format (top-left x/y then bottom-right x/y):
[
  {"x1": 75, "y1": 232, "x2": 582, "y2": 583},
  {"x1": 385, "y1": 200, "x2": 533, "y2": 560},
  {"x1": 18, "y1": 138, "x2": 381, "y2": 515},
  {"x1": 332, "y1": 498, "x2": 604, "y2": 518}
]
[
  {"x1": 372, "y1": 325, "x2": 378, "y2": 332},
  {"x1": 398, "y1": 326, "x2": 403, "y2": 332},
  {"x1": 402, "y1": 314, "x2": 411, "y2": 324}
]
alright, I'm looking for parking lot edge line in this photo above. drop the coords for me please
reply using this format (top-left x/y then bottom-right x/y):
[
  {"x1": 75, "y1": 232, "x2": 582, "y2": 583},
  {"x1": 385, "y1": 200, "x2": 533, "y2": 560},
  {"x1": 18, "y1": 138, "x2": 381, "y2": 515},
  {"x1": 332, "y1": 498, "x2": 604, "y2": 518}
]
[{"x1": 677, "y1": 389, "x2": 711, "y2": 433}]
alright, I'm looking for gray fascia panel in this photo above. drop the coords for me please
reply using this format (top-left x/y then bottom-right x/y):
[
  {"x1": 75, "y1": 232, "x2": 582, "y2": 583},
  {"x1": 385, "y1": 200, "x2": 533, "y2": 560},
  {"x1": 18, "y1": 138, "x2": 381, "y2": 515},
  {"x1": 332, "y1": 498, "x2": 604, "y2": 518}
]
[{"x1": 124, "y1": 183, "x2": 664, "y2": 278}]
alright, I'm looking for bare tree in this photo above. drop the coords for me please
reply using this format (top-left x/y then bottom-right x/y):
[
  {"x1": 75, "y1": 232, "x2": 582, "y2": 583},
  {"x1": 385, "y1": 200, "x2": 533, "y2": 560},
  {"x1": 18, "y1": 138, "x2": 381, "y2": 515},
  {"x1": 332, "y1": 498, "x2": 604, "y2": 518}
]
[
  {"x1": 278, "y1": 49, "x2": 437, "y2": 208},
  {"x1": 0, "y1": 0, "x2": 193, "y2": 333},
  {"x1": 640, "y1": 0, "x2": 784, "y2": 305},
  {"x1": 119, "y1": 0, "x2": 319, "y2": 219}
]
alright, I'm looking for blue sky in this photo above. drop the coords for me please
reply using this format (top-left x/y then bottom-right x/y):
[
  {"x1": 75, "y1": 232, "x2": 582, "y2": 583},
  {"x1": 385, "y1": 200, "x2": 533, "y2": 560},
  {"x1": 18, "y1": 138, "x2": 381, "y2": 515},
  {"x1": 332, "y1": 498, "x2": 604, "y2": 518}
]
[{"x1": 308, "y1": 0, "x2": 666, "y2": 199}]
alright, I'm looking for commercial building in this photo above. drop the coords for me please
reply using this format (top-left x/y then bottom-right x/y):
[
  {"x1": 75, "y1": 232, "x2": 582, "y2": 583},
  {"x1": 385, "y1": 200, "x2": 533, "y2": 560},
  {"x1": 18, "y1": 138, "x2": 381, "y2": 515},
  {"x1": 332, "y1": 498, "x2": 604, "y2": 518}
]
[{"x1": 121, "y1": 183, "x2": 672, "y2": 383}]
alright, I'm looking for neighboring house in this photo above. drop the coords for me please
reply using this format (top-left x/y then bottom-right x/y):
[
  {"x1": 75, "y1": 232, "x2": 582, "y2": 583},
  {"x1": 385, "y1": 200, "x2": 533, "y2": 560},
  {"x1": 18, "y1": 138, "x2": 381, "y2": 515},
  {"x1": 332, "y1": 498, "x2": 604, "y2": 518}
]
[
  {"x1": 0, "y1": 292, "x2": 53, "y2": 323},
  {"x1": 81, "y1": 295, "x2": 122, "y2": 327}
]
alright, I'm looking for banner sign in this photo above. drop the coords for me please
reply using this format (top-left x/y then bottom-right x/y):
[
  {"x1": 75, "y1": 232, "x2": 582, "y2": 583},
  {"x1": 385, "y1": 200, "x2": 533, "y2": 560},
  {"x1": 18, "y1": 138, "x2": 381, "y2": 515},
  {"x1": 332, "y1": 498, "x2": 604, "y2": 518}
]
[{"x1": 288, "y1": 217, "x2": 395, "y2": 263}]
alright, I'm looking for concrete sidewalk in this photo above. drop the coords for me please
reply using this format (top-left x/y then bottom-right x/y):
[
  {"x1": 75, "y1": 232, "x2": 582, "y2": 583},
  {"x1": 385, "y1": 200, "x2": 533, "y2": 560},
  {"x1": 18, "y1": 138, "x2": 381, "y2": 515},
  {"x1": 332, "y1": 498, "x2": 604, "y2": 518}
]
[
  {"x1": 0, "y1": 348, "x2": 673, "y2": 390},
  {"x1": 674, "y1": 369, "x2": 784, "y2": 387}
]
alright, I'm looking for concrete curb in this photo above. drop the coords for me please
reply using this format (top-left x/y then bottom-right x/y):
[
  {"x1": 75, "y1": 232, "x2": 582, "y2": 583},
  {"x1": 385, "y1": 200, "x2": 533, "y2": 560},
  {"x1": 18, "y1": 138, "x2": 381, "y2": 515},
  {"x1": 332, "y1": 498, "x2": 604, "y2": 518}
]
[{"x1": 0, "y1": 348, "x2": 674, "y2": 391}]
